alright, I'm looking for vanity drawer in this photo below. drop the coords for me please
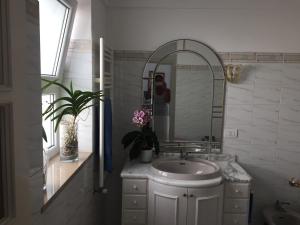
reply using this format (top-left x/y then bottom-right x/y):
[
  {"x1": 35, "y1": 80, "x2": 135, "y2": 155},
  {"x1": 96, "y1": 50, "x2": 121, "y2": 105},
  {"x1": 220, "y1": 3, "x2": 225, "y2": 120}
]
[
  {"x1": 223, "y1": 213, "x2": 248, "y2": 225},
  {"x1": 123, "y1": 195, "x2": 147, "y2": 209},
  {"x1": 225, "y1": 183, "x2": 250, "y2": 198},
  {"x1": 224, "y1": 199, "x2": 249, "y2": 213},
  {"x1": 123, "y1": 179, "x2": 147, "y2": 194},
  {"x1": 123, "y1": 210, "x2": 146, "y2": 225}
]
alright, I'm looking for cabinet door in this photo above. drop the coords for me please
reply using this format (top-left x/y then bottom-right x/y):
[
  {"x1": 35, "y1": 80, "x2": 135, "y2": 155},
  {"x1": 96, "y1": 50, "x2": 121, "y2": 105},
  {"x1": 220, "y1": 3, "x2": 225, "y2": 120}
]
[
  {"x1": 148, "y1": 180, "x2": 187, "y2": 225},
  {"x1": 187, "y1": 185, "x2": 224, "y2": 225}
]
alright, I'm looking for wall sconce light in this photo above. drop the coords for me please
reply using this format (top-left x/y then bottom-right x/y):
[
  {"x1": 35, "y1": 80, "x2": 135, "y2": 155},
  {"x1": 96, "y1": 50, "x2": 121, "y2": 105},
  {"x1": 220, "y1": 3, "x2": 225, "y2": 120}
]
[{"x1": 225, "y1": 64, "x2": 241, "y2": 83}]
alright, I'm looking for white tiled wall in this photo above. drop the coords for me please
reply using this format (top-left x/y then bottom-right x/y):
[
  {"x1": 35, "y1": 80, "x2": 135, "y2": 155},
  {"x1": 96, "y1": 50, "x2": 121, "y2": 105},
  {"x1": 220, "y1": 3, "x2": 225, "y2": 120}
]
[{"x1": 223, "y1": 63, "x2": 300, "y2": 224}]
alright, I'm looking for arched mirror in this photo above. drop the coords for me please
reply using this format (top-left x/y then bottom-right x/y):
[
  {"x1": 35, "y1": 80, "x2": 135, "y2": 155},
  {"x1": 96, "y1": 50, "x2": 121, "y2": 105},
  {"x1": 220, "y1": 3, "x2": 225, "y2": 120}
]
[{"x1": 141, "y1": 39, "x2": 225, "y2": 153}]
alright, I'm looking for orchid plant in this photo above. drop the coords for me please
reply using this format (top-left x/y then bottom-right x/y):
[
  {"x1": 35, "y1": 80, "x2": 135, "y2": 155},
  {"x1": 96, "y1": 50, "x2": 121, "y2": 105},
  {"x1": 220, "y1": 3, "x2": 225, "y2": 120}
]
[{"x1": 122, "y1": 108, "x2": 159, "y2": 160}]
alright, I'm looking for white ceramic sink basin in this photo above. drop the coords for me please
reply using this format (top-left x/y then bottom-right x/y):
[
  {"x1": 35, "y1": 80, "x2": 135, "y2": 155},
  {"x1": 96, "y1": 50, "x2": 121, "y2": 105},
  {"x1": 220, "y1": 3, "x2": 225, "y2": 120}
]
[{"x1": 151, "y1": 159, "x2": 221, "y2": 180}]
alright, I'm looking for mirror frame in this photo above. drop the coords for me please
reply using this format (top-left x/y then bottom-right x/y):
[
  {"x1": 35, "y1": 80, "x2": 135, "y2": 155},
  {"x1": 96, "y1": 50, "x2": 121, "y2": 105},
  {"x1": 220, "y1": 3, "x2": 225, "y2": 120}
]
[{"x1": 141, "y1": 39, "x2": 226, "y2": 153}]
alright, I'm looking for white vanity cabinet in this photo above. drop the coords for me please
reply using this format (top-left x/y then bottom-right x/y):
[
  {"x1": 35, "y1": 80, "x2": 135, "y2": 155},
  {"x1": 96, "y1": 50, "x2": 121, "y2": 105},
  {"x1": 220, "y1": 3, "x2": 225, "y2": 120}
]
[
  {"x1": 223, "y1": 182, "x2": 250, "y2": 225},
  {"x1": 122, "y1": 179, "x2": 148, "y2": 225},
  {"x1": 148, "y1": 180, "x2": 224, "y2": 225},
  {"x1": 121, "y1": 160, "x2": 252, "y2": 225},
  {"x1": 148, "y1": 181, "x2": 188, "y2": 225}
]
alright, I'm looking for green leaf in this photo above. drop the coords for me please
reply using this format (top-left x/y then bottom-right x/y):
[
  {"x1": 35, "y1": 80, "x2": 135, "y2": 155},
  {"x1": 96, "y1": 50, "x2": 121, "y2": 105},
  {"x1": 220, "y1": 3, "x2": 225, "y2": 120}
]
[
  {"x1": 41, "y1": 79, "x2": 104, "y2": 131},
  {"x1": 152, "y1": 132, "x2": 160, "y2": 155},
  {"x1": 70, "y1": 81, "x2": 73, "y2": 94},
  {"x1": 42, "y1": 79, "x2": 59, "y2": 90},
  {"x1": 42, "y1": 79, "x2": 73, "y2": 96},
  {"x1": 42, "y1": 126, "x2": 47, "y2": 142},
  {"x1": 53, "y1": 108, "x2": 73, "y2": 132},
  {"x1": 43, "y1": 103, "x2": 73, "y2": 120},
  {"x1": 121, "y1": 131, "x2": 141, "y2": 149},
  {"x1": 129, "y1": 138, "x2": 144, "y2": 160},
  {"x1": 77, "y1": 104, "x2": 98, "y2": 115},
  {"x1": 42, "y1": 96, "x2": 75, "y2": 116}
]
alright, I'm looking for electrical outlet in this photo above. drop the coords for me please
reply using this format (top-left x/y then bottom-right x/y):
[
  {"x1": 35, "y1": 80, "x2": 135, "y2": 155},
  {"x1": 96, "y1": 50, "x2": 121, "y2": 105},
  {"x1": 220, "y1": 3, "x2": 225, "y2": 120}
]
[{"x1": 224, "y1": 128, "x2": 238, "y2": 138}]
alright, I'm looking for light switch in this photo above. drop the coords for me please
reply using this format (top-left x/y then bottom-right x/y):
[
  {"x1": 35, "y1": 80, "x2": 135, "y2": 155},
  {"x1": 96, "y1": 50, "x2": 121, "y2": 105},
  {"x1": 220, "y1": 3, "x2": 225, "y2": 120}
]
[{"x1": 224, "y1": 128, "x2": 238, "y2": 138}]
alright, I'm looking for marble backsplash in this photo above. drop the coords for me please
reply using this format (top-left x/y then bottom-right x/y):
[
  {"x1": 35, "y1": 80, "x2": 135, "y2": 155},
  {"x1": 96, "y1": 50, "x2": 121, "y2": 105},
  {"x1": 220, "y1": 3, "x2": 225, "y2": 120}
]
[{"x1": 113, "y1": 51, "x2": 300, "y2": 225}]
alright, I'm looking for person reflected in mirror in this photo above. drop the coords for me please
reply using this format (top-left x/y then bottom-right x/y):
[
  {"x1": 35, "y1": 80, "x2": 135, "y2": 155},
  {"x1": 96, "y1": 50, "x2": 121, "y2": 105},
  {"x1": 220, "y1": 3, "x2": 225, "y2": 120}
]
[
  {"x1": 155, "y1": 74, "x2": 170, "y2": 104},
  {"x1": 154, "y1": 73, "x2": 171, "y2": 142}
]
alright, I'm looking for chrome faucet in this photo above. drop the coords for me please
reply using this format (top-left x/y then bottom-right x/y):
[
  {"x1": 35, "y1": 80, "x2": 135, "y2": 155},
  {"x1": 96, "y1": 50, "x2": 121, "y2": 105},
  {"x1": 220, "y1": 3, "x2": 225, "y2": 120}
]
[{"x1": 180, "y1": 149, "x2": 188, "y2": 160}]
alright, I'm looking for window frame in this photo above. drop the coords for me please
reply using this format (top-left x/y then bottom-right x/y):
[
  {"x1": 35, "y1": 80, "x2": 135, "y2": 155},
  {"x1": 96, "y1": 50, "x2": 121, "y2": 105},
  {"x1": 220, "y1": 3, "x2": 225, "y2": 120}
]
[
  {"x1": 40, "y1": 0, "x2": 77, "y2": 77},
  {"x1": 42, "y1": 93, "x2": 58, "y2": 159},
  {"x1": 40, "y1": 0, "x2": 77, "y2": 159}
]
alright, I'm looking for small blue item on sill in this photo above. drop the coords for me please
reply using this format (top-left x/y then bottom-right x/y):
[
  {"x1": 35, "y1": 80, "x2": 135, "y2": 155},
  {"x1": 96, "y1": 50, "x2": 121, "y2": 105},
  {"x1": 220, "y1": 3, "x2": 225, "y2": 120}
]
[{"x1": 104, "y1": 98, "x2": 112, "y2": 173}]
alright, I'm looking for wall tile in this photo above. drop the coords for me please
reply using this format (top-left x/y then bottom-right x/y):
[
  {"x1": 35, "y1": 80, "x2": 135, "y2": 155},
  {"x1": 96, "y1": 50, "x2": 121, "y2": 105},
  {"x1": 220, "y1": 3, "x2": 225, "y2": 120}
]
[
  {"x1": 281, "y1": 87, "x2": 300, "y2": 105},
  {"x1": 284, "y1": 53, "x2": 300, "y2": 63},
  {"x1": 256, "y1": 53, "x2": 284, "y2": 63},
  {"x1": 281, "y1": 64, "x2": 300, "y2": 88},
  {"x1": 278, "y1": 125, "x2": 300, "y2": 145},
  {"x1": 254, "y1": 64, "x2": 282, "y2": 87},
  {"x1": 253, "y1": 86, "x2": 280, "y2": 104},
  {"x1": 251, "y1": 125, "x2": 278, "y2": 145},
  {"x1": 230, "y1": 52, "x2": 256, "y2": 62},
  {"x1": 238, "y1": 64, "x2": 256, "y2": 84},
  {"x1": 225, "y1": 104, "x2": 252, "y2": 125},
  {"x1": 226, "y1": 83, "x2": 253, "y2": 104},
  {"x1": 252, "y1": 104, "x2": 279, "y2": 127},
  {"x1": 279, "y1": 105, "x2": 300, "y2": 126}
]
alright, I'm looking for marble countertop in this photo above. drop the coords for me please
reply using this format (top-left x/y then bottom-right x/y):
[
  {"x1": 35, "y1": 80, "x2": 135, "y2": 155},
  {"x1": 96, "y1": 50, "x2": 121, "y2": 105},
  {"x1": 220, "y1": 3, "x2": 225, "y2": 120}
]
[{"x1": 121, "y1": 153, "x2": 252, "y2": 187}]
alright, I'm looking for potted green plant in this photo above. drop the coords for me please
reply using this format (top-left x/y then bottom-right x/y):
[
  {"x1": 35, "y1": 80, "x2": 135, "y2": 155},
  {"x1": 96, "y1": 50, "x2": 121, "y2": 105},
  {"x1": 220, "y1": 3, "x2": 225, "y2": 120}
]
[
  {"x1": 42, "y1": 79, "x2": 104, "y2": 162},
  {"x1": 122, "y1": 108, "x2": 159, "y2": 162}
]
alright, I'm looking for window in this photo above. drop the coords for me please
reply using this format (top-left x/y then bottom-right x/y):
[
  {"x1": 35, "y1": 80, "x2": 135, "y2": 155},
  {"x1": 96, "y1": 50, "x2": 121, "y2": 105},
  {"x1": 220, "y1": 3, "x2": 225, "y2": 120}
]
[
  {"x1": 39, "y1": 0, "x2": 77, "y2": 157},
  {"x1": 39, "y1": 0, "x2": 73, "y2": 76}
]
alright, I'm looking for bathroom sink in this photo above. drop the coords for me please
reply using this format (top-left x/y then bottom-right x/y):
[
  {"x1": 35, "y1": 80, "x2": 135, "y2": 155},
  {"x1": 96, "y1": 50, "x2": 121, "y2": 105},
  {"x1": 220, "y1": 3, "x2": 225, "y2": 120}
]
[{"x1": 151, "y1": 159, "x2": 221, "y2": 180}]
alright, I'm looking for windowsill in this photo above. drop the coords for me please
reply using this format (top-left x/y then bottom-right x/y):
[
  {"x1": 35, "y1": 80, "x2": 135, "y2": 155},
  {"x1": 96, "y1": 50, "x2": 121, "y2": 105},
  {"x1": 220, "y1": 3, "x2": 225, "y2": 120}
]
[{"x1": 42, "y1": 151, "x2": 93, "y2": 212}]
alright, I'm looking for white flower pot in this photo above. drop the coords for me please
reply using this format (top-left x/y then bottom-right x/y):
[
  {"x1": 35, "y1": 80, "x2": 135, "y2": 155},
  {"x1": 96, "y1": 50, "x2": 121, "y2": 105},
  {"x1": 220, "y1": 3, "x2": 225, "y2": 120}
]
[{"x1": 140, "y1": 148, "x2": 153, "y2": 163}]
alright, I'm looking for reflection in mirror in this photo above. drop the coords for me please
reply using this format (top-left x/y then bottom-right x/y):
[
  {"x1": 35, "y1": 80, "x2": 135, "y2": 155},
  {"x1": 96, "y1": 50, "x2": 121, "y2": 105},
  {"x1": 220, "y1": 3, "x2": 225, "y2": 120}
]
[
  {"x1": 155, "y1": 52, "x2": 213, "y2": 142},
  {"x1": 142, "y1": 39, "x2": 225, "y2": 152}
]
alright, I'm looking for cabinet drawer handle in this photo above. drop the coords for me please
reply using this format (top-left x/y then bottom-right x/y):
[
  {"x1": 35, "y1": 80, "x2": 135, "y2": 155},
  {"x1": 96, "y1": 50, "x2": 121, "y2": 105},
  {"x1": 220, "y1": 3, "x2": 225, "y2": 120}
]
[
  {"x1": 233, "y1": 219, "x2": 239, "y2": 224},
  {"x1": 234, "y1": 189, "x2": 240, "y2": 193},
  {"x1": 234, "y1": 204, "x2": 239, "y2": 209},
  {"x1": 133, "y1": 185, "x2": 138, "y2": 190},
  {"x1": 189, "y1": 194, "x2": 194, "y2": 197},
  {"x1": 183, "y1": 194, "x2": 187, "y2": 197},
  {"x1": 132, "y1": 200, "x2": 137, "y2": 205}
]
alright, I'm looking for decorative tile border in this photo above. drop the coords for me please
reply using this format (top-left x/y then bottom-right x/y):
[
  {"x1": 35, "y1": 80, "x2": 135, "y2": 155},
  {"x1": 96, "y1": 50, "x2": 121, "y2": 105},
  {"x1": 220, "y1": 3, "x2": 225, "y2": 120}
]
[{"x1": 115, "y1": 50, "x2": 300, "y2": 63}]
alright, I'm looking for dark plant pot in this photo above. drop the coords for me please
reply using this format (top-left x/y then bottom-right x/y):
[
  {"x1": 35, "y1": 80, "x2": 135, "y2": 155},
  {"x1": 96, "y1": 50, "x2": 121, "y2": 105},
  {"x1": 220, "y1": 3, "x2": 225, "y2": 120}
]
[{"x1": 140, "y1": 148, "x2": 153, "y2": 163}]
